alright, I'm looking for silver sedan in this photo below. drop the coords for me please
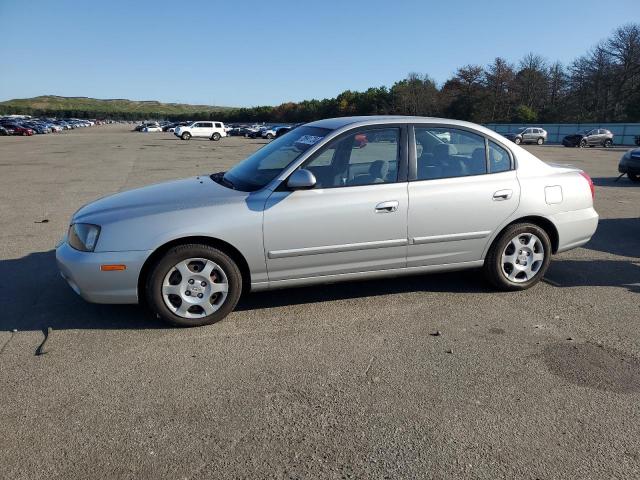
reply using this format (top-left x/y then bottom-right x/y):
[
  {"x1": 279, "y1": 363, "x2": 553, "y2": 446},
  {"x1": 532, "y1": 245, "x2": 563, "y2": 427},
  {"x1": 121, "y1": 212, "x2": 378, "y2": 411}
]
[{"x1": 56, "y1": 116, "x2": 599, "y2": 327}]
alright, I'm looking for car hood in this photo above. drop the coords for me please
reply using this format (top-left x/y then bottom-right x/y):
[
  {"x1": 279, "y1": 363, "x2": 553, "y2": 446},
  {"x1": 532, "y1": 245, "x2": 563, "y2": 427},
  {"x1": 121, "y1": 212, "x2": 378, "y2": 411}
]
[
  {"x1": 627, "y1": 148, "x2": 640, "y2": 159},
  {"x1": 73, "y1": 176, "x2": 245, "y2": 225}
]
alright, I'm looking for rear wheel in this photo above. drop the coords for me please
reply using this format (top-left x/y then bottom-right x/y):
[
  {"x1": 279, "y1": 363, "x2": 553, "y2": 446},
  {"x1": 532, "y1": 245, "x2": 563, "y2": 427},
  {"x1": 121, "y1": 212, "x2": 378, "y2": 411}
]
[
  {"x1": 145, "y1": 244, "x2": 242, "y2": 327},
  {"x1": 537, "y1": 137, "x2": 544, "y2": 145},
  {"x1": 181, "y1": 132, "x2": 191, "y2": 140},
  {"x1": 483, "y1": 223, "x2": 551, "y2": 291},
  {"x1": 628, "y1": 173, "x2": 640, "y2": 183},
  {"x1": 210, "y1": 132, "x2": 221, "y2": 141}
]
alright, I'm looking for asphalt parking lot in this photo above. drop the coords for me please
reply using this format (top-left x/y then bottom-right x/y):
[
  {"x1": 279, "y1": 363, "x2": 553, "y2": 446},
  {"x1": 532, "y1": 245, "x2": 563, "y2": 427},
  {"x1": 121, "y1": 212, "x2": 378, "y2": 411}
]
[{"x1": 1, "y1": 125, "x2": 639, "y2": 479}]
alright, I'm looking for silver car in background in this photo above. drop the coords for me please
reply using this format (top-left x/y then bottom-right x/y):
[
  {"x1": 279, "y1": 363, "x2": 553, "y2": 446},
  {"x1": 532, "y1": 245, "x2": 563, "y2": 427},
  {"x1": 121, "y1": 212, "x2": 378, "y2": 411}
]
[
  {"x1": 56, "y1": 116, "x2": 598, "y2": 327},
  {"x1": 504, "y1": 127, "x2": 548, "y2": 145}
]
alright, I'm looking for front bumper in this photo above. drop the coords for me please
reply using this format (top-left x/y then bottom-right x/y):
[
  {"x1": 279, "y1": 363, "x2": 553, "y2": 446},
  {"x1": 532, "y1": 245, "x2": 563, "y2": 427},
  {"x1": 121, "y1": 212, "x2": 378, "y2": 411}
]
[
  {"x1": 56, "y1": 241, "x2": 151, "y2": 304},
  {"x1": 619, "y1": 157, "x2": 640, "y2": 174}
]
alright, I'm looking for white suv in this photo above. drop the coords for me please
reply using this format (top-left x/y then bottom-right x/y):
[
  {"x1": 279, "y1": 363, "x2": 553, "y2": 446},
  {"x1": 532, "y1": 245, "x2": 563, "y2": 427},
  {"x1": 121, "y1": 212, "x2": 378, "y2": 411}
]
[{"x1": 175, "y1": 121, "x2": 227, "y2": 141}]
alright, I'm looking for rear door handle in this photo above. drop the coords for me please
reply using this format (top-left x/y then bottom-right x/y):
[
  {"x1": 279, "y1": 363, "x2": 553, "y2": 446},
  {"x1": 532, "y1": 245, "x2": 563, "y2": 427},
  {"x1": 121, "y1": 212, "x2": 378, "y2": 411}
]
[
  {"x1": 493, "y1": 189, "x2": 513, "y2": 201},
  {"x1": 375, "y1": 200, "x2": 399, "y2": 213}
]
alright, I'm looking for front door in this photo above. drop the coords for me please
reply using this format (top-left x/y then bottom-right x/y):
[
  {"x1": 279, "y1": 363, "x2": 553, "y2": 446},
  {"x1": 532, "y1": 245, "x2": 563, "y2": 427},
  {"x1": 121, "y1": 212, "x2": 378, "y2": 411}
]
[
  {"x1": 263, "y1": 126, "x2": 409, "y2": 282},
  {"x1": 408, "y1": 126, "x2": 520, "y2": 267}
]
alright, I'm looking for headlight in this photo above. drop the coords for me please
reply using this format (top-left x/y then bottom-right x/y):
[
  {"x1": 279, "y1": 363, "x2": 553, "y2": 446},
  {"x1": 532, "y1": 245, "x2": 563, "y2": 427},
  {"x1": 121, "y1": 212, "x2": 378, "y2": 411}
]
[{"x1": 68, "y1": 223, "x2": 101, "y2": 252}]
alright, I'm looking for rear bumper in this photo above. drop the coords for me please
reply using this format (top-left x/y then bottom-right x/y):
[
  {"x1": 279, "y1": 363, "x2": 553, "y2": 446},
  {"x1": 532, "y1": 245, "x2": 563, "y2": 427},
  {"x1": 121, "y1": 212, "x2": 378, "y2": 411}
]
[
  {"x1": 549, "y1": 207, "x2": 599, "y2": 253},
  {"x1": 56, "y1": 242, "x2": 151, "y2": 304}
]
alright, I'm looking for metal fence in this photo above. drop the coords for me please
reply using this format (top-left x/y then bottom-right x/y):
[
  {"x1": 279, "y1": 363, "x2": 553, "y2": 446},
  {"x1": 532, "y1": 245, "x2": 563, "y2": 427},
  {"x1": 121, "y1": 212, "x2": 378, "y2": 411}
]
[{"x1": 484, "y1": 123, "x2": 640, "y2": 146}]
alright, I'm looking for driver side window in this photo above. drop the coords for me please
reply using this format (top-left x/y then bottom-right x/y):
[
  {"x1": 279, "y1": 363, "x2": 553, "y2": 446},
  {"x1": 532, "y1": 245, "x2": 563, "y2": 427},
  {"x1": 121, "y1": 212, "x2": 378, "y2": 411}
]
[{"x1": 302, "y1": 128, "x2": 400, "y2": 188}]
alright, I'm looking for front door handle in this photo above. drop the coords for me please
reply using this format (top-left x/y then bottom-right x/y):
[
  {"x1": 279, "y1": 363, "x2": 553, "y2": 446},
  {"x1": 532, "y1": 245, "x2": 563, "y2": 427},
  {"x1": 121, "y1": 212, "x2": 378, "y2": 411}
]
[
  {"x1": 493, "y1": 189, "x2": 513, "y2": 201},
  {"x1": 375, "y1": 200, "x2": 399, "y2": 213}
]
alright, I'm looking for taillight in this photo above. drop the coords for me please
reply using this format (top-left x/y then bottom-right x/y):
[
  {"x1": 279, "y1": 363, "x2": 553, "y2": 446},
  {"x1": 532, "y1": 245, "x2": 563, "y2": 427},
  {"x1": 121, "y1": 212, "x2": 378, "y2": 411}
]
[{"x1": 579, "y1": 171, "x2": 595, "y2": 200}]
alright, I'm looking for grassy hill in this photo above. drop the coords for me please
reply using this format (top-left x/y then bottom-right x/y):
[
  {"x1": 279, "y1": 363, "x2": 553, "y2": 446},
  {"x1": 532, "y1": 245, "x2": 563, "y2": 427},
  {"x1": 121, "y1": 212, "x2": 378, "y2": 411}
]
[{"x1": 0, "y1": 95, "x2": 234, "y2": 119}]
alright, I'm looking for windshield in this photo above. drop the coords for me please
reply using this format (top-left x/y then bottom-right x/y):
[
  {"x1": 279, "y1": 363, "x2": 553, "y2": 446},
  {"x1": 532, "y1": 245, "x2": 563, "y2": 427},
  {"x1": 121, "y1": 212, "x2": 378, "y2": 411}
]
[{"x1": 221, "y1": 126, "x2": 331, "y2": 191}]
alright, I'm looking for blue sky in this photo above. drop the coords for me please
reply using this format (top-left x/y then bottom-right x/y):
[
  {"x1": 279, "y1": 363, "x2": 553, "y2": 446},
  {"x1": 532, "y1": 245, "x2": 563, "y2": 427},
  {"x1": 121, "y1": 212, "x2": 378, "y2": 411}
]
[{"x1": 0, "y1": 0, "x2": 637, "y2": 107}]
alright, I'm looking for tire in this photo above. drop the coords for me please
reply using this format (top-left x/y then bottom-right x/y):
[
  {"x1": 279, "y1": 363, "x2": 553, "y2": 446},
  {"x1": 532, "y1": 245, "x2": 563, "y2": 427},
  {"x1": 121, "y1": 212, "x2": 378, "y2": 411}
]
[
  {"x1": 145, "y1": 244, "x2": 242, "y2": 327},
  {"x1": 628, "y1": 173, "x2": 640, "y2": 183},
  {"x1": 483, "y1": 223, "x2": 552, "y2": 291},
  {"x1": 514, "y1": 137, "x2": 521, "y2": 145},
  {"x1": 604, "y1": 139, "x2": 613, "y2": 148},
  {"x1": 210, "y1": 132, "x2": 221, "y2": 141},
  {"x1": 266, "y1": 133, "x2": 274, "y2": 139},
  {"x1": 579, "y1": 139, "x2": 587, "y2": 148},
  {"x1": 181, "y1": 132, "x2": 191, "y2": 140},
  {"x1": 537, "y1": 137, "x2": 544, "y2": 145}
]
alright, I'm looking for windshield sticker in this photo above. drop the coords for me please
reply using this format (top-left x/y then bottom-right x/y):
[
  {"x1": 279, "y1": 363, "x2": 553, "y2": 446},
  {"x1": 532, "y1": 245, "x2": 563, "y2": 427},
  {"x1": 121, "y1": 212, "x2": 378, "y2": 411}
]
[{"x1": 295, "y1": 135, "x2": 323, "y2": 146}]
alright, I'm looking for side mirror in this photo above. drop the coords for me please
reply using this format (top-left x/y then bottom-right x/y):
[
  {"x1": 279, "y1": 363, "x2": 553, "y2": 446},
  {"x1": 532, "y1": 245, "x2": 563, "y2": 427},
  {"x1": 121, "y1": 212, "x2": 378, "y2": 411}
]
[{"x1": 287, "y1": 169, "x2": 316, "y2": 190}]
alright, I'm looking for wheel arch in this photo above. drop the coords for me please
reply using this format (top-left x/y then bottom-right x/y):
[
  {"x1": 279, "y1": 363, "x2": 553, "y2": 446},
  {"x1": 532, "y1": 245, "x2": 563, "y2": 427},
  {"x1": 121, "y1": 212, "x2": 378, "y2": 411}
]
[
  {"x1": 486, "y1": 215, "x2": 560, "y2": 257},
  {"x1": 138, "y1": 236, "x2": 252, "y2": 303}
]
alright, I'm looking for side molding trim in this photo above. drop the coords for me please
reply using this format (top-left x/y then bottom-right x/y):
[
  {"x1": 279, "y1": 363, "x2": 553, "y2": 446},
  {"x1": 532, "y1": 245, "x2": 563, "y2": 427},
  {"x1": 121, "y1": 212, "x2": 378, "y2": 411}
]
[
  {"x1": 268, "y1": 238, "x2": 408, "y2": 259},
  {"x1": 411, "y1": 231, "x2": 491, "y2": 245}
]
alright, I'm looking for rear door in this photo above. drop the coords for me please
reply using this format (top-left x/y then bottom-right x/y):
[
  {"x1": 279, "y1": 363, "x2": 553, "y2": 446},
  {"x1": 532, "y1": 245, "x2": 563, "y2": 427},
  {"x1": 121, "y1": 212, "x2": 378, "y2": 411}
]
[
  {"x1": 586, "y1": 129, "x2": 599, "y2": 145},
  {"x1": 198, "y1": 122, "x2": 213, "y2": 137},
  {"x1": 263, "y1": 125, "x2": 409, "y2": 282},
  {"x1": 408, "y1": 125, "x2": 520, "y2": 267}
]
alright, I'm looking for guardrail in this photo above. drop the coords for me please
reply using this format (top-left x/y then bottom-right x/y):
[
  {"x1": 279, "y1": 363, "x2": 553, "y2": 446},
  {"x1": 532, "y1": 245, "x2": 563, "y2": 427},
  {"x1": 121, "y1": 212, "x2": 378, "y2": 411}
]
[{"x1": 485, "y1": 123, "x2": 640, "y2": 146}]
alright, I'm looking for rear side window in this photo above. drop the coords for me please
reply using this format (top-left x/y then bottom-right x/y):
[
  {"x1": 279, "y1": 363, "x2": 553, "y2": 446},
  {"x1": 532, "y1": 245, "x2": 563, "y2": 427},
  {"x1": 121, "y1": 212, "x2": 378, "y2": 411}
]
[
  {"x1": 488, "y1": 141, "x2": 512, "y2": 173},
  {"x1": 201, "y1": 122, "x2": 213, "y2": 128},
  {"x1": 414, "y1": 127, "x2": 487, "y2": 180},
  {"x1": 215, "y1": 123, "x2": 222, "y2": 128}
]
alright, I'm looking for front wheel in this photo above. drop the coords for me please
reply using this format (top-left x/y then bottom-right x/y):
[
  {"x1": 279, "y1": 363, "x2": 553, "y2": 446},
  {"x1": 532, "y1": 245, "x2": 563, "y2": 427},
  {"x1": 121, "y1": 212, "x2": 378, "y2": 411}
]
[
  {"x1": 145, "y1": 244, "x2": 242, "y2": 327},
  {"x1": 537, "y1": 137, "x2": 544, "y2": 145},
  {"x1": 181, "y1": 132, "x2": 191, "y2": 140},
  {"x1": 604, "y1": 139, "x2": 613, "y2": 148},
  {"x1": 266, "y1": 133, "x2": 274, "y2": 139},
  {"x1": 579, "y1": 139, "x2": 587, "y2": 148},
  {"x1": 628, "y1": 172, "x2": 640, "y2": 183},
  {"x1": 483, "y1": 223, "x2": 551, "y2": 291},
  {"x1": 514, "y1": 137, "x2": 521, "y2": 145},
  {"x1": 210, "y1": 132, "x2": 221, "y2": 141}
]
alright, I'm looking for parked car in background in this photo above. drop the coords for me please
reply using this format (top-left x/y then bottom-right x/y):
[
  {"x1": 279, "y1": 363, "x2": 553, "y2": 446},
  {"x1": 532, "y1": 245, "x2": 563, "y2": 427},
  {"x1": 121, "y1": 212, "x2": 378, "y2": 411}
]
[
  {"x1": 55, "y1": 116, "x2": 598, "y2": 327},
  {"x1": 562, "y1": 128, "x2": 614, "y2": 148},
  {"x1": 503, "y1": 127, "x2": 547, "y2": 145},
  {"x1": 0, "y1": 126, "x2": 8, "y2": 136},
  {"x1": 244, "y1": 125, "x2": 265, "y2": 138},
  {"x1": 247, "y1": 126, "x2": 268, "y2": 138},
  {"x1": 175, "y1": 121, "x2": 227, "y2": 140},
  {"x1": 23, "y1": 121, "x2": 49, "y2": 134},
  {"x1": 618, "y1": 148, "x2": 640, "y2": 182},
  {"x1": 229, "y1": 126, "x2": 249, "y2": 136},
  {"x1": 2, "y1": 123, "x2": 34, "y2": 136},
  {"x1": 142, "y1": 123, "x2": 163, "y2": 132},
  {"x1": 275, "y1": 126, "x2": 293, "y2": 138},
  {"x1": 261, "y1": 126, "x2": 291, "y2": 139}
]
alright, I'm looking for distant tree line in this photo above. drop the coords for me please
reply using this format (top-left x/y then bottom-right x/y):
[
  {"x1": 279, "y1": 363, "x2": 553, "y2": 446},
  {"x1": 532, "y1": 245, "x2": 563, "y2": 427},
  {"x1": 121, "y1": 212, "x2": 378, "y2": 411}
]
[{"x1": 2, "y1": 24, "x2": 639, "y2": 124}]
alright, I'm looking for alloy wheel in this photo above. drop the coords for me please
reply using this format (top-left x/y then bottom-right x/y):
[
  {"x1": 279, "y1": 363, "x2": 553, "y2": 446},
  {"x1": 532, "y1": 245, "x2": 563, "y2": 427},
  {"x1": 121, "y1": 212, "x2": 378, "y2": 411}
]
[{"x1": 501, "y1": 233, "x2": 545, "y2": 283}]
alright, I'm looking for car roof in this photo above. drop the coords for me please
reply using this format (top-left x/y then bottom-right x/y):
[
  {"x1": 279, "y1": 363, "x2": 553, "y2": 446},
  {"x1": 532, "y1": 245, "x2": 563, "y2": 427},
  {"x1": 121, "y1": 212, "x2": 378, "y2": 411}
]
[{"x1": 305, "y1": 115, "x2": 501, "y2": 137}]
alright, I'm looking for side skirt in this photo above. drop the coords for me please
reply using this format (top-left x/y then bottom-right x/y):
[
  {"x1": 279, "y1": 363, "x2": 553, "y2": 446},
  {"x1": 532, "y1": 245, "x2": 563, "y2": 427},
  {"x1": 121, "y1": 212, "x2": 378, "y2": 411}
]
[{"x1": 250, "y1": 260, "x2": 485, "y2": 292}]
